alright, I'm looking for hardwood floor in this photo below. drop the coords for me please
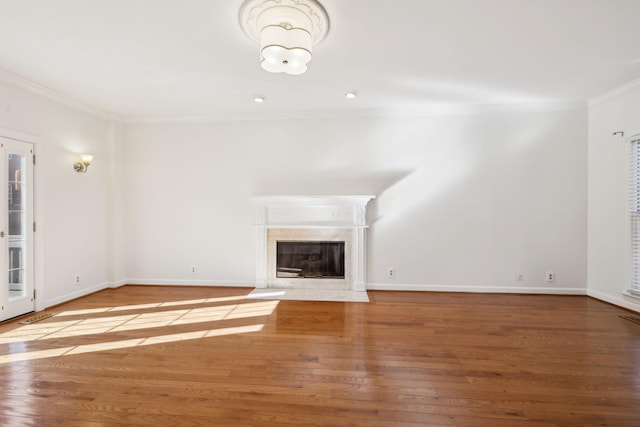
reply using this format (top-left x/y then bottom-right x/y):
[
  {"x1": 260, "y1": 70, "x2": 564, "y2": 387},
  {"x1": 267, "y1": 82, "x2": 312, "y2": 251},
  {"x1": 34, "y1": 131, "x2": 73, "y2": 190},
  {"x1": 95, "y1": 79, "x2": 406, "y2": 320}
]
[{"x1": 1, "y1": 286, "x2": 639, "y2": 426}]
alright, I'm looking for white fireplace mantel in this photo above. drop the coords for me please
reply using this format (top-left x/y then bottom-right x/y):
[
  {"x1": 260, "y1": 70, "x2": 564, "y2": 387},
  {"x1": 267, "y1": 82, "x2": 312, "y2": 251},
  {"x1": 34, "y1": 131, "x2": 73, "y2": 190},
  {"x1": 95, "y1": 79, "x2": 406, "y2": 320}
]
[{"x1": 253, "y1": 195, "x2": 375, "y2": 291}]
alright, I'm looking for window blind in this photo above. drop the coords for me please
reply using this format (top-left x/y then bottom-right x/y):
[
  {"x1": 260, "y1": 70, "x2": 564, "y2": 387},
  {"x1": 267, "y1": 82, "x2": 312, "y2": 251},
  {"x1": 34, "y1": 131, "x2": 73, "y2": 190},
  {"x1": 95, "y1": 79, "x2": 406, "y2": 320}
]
[{"x1": 629, "y1": 136, "x2": 640, "y2": 294}]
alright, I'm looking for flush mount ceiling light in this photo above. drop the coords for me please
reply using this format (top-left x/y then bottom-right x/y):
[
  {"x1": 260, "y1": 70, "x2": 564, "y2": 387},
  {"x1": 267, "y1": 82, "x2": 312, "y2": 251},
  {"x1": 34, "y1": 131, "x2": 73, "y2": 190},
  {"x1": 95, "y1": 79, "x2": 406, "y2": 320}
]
[{"x1": 239, "y1": 0, "x2": 330, "y2": 75}]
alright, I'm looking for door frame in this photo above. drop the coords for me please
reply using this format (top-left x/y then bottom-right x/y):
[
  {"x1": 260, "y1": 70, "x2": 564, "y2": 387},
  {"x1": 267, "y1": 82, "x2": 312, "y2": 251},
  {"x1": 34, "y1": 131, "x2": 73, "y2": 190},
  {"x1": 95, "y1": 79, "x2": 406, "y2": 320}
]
[{"x1": 0, "y1": 126, "x2": 43, "y2": 314}]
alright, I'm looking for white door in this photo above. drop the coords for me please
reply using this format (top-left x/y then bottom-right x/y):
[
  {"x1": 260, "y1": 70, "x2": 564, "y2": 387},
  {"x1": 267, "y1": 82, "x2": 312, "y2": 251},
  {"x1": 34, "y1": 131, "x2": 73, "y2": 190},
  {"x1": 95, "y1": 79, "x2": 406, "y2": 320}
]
[{"x1": 0, "y1": 137, "x2": 34, "y2": 321}]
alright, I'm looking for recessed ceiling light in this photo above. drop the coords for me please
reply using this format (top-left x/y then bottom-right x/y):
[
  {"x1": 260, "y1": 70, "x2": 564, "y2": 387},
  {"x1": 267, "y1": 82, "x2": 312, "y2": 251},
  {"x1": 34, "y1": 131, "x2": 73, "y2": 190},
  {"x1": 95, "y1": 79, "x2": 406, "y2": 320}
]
[
  {"x1": 345, "y1": 91, "x2": 358, "y2": 99},
  {"x1": 253, "y1": 95, "x2": 265, "y2": 103}
]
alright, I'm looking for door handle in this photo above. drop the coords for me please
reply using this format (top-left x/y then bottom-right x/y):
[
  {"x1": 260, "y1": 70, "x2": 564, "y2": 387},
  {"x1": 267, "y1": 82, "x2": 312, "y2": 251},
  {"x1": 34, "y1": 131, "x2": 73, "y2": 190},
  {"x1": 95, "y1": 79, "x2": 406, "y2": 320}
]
[{"x1": 0, "y1": 231, "x2": 4, "y2": 238}]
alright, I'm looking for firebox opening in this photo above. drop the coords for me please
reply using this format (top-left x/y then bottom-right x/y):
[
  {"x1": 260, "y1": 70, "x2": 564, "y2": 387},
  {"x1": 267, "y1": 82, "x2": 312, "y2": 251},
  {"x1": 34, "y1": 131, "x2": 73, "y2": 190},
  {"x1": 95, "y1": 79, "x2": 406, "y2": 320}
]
[{"x1": 276, "y1": 241, "x2": 345, "y2": 279}]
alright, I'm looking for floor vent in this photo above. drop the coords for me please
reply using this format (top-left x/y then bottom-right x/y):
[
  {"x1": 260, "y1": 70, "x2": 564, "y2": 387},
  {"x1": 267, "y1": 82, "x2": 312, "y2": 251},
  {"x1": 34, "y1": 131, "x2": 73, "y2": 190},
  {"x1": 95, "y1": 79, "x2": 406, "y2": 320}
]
[
  {"x1": 18, "y1": 312, "x2": 55, "y2": 325},
  {"x1": 620, "y1": 314, "x2": 640, "y2": 326}
]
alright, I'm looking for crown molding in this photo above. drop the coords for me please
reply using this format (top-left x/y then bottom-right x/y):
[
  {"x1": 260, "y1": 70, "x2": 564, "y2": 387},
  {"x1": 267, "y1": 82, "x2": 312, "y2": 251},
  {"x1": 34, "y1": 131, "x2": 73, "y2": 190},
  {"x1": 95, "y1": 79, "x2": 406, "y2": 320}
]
[
  {"x1": 588, "y1": 77, "x2": 640, "y2": 107},
  {"x1": 0, "y1": 68, "x2": 123, "y2": 121},
  {"x1": 0, "y1": 67, "x2": 586, "y2": 124}
]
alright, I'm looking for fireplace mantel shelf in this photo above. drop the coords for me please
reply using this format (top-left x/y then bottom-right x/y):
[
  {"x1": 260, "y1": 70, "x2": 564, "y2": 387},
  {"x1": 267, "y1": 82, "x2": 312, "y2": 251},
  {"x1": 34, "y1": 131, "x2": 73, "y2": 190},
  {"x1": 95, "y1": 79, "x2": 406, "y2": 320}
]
[
  {"x1": 252, "y1": 195, "x2": 375, "y2": 206},
  {"x1": 255, "y1": 223, "x2": 369, "y2": 229}
]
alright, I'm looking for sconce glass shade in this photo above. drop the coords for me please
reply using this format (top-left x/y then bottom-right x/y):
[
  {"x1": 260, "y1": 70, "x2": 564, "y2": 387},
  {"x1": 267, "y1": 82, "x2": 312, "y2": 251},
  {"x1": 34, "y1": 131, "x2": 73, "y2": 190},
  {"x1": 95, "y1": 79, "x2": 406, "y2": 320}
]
[
  {"x1": 260, "y1": 25, "x2": 312, "y2": 75},
  {"x1": 74, "y1": 154, "x2": 94, "y2": 173}
]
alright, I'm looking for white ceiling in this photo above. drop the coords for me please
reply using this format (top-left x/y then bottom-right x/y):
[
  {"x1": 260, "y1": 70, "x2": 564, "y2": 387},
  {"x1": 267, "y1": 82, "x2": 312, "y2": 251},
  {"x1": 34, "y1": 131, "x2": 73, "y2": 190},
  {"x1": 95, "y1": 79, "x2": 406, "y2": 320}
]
[{"x1": 0, "y1": 0, "x2": 639, "y2": 120}]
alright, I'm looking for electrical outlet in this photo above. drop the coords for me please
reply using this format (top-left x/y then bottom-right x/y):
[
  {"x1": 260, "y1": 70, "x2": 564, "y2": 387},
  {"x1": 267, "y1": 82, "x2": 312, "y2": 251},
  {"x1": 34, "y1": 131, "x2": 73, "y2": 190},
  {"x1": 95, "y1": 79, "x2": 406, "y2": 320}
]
[
  {"x1": 387, "y1": 267, "x2": 395, "y2": 279},
  {"x1": 516, "y1": 272, "x2": 524, "y2": 281},
  {"x1": 191, "y1": 265, "x2": 197, "y2": 274},
  {"x1": 545, "y1": 271, "x2": 555, "y2": 283},
  {"x1": 75, "y1": 275, "x2": 80, "y2": 285}
]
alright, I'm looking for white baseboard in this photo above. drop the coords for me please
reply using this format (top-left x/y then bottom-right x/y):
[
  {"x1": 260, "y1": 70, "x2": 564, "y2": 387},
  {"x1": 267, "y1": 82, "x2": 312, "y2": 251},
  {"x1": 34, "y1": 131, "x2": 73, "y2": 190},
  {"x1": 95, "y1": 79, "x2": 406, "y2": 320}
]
[
  {"x1": 366, "y1": 283, "x2": 588, "y2": 295},
  {"x1": 44, "y1": 281, "x2": 114, "y2": 308},
  {"x1": 125, "y1": 278, "x2": 254, "y2": 288},
  {"x1": 109, "y1": 279, "x2": 128, "y2": 288},
  {"x1": 42, "y1": 280, "x2": 593, "y2": 311},
  {"x1": 42, "y1": 279, "x2": 254, "y2": 309},
  {"x1": 587, "y1": 289, "x2": 640, "y2": 313}
]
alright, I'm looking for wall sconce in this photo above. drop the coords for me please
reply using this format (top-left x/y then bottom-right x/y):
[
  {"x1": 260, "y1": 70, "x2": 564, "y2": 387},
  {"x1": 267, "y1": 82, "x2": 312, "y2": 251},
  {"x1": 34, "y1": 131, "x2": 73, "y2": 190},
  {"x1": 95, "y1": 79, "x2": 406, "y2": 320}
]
[{"x1": 74, "y1": 154, "x2": 93, "y2": 173}]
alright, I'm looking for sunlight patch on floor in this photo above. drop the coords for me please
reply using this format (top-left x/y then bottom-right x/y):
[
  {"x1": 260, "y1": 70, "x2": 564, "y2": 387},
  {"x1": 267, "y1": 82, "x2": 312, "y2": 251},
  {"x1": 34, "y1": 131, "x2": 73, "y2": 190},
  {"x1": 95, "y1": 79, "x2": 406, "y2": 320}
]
[
  {"x1": 0, "y1": 300, "x2": 278, "y2": 344},
  {"x1": 54, "y1": 295, "x2": 248, "y2": 317},
  {"x1": 0, "y1": 324, "x2": 264, "y2": 364}
]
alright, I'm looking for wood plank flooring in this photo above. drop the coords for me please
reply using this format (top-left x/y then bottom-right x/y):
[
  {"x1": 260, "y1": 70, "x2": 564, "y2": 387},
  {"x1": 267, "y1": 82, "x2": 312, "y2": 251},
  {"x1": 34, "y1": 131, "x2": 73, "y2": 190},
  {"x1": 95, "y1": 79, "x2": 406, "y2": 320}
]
[{"x1": 1, "y1": 286, "x2": 639, "y2": 426}]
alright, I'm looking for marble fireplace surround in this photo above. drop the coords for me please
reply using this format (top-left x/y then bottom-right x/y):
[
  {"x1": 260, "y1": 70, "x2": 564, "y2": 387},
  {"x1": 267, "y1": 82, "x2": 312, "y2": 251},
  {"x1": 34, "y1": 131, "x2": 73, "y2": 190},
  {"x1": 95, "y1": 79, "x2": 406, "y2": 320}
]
[{"x1": 253, "y1": 196, "x2": 375, "y2": 292}]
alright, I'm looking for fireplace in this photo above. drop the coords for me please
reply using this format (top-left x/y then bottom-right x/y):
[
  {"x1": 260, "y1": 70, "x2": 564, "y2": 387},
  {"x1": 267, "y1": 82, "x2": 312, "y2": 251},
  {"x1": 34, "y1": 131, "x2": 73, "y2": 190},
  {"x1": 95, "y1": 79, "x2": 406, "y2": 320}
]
[
  {"x1": 276, "y1": 241, "x2": 345, "y2": 279},
  {"x1": 253, "y1": 196, "x2": 374, "y2": 291}
]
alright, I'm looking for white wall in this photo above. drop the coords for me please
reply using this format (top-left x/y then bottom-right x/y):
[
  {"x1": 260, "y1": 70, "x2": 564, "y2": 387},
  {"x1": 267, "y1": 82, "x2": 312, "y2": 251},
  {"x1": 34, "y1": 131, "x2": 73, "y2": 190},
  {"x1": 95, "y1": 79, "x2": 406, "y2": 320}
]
[
  {"x1": 124, "y1": 103, "x2": 588, "y2": 293},
  {"x1": 0, "y1": 79, "x2": 115, "y2": 308},
  {"x1": 0, "y1": 74, "x2": 591, "y2": 308},
  {"x1": 588, "y1": 80, "x2": 640, "y2": 312}
]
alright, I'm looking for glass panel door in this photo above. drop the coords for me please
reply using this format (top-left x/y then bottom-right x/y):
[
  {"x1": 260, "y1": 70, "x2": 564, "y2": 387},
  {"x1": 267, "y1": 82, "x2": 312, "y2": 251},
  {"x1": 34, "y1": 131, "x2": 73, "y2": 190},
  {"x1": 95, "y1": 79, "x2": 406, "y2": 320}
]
[{"x1": 0, "y1": 137, "x2": 34, "y2": 321}]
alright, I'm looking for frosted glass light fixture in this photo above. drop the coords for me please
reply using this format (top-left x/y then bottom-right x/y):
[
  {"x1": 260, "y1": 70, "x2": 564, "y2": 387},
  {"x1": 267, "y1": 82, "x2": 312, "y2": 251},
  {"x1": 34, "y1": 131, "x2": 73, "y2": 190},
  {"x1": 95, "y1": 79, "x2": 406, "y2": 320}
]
[
  {"x1": 239, "y1": 0, "x2": 330, "y2": 75},
  {"x1": 74, "y1": 154, "x2": 93, "y2": 173}
]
